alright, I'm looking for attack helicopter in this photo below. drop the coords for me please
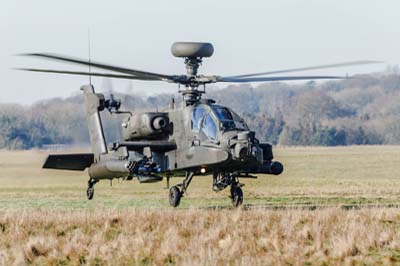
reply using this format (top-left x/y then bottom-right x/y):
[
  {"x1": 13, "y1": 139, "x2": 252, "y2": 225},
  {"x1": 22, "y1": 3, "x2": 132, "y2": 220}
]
[{"x1": 18, "y1": 42, "x2": 380, "y2": 207}]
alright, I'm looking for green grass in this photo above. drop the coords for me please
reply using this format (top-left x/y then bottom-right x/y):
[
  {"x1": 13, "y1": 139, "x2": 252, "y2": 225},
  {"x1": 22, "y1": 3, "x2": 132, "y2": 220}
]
[{"x1": 0, "y1": 146, "x2": 400, "y2": 209}]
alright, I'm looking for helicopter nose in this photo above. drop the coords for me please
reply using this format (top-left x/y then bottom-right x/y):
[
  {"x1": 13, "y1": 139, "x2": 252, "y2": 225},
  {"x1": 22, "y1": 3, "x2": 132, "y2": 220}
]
[
  {"x1": 233, "y1": 131, "x2": 258, "y2": 160},
  {"x1": 234, "y1": 142, "x2": 259, "y2": 160}
]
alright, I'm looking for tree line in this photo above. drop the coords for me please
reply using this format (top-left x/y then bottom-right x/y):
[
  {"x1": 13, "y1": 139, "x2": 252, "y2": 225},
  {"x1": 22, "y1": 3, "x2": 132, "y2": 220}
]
[{"x1": 1, "y1": 71, "x2": 400, "y2": 149}]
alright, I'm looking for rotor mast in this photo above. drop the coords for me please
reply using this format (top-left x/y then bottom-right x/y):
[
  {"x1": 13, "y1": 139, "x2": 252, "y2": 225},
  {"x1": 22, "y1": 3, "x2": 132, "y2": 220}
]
[
  {"x1": 180, "y1": 57, "x2": 203, "y2": 104},
  {"x1": 171, "y1": 42, "x2": 214, "y2": 104}
]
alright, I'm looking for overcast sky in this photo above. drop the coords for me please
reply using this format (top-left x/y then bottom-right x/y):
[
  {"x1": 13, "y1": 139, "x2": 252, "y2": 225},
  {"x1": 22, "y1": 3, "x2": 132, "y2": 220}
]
[{"x1": 1, "y1": 0, "x2": 398, "y2": 104}]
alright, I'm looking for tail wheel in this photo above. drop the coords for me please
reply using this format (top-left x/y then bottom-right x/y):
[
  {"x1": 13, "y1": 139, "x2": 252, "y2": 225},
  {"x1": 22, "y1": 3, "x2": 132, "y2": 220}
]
[
  {"x1": 169, "y1": 186, "x2": 182, "y2": 207},
  {"x1": 230, "y1": 186, "x2": 243, "y2": 207}
]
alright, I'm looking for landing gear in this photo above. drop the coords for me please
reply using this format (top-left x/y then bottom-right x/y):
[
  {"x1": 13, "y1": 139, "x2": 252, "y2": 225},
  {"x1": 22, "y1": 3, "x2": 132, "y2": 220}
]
[
  {"x1": 213, "y1": 172, "x2": 244, "y2": 207},
  {"x1": 87, "y1": 178, "x2": 98, "y2": 200},
  {"x1": 212, "y1": 172, "x2": 231, "y2": 191},
  {"x1": 169, "y1": 186, "x2": 181, "y2": 207},
  {"x1": 168, "y1": 171, "x2": 194, "y2": 207},
  {"x1": 165, "y1": 175, "x2": 171, "y2": 189},
  {"x1": 230, "y1": 183, "x2": 243, "y2": 207}
]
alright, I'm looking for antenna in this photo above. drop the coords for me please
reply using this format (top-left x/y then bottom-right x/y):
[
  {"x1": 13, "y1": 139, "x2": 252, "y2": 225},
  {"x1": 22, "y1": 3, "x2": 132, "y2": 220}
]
[{"x1": 88, "y1": 29, "x2": 92, "y2": 85}]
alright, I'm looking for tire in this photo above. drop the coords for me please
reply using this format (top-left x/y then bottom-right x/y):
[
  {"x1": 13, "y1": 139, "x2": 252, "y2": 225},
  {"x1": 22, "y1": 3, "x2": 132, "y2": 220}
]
[
  {"x1": 87, "y1": 186, "x2": 94, "y2": 200},
  {"x1": 169, "y1": 186, "x2": 182, "y2": 207},
  {"x1": 231, "y1": 186, "x2": 243, "y2": 208}
]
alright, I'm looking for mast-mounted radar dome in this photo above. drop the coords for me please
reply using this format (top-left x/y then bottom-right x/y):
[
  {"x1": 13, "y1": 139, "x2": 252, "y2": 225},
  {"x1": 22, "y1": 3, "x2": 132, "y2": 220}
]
[{"x1": 171, "y1": 42, "x2": 214, "y2": 58}]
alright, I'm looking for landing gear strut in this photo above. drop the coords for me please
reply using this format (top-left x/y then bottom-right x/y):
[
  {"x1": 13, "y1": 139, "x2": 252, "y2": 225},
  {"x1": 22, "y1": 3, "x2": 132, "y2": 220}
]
[
  {"x1": 169, "y1": 171, "x2": 194, "y2": 207},
  {"x1": 213, "y1": 172, "x2": 244, "y2": 207},
  {"x1": 87, "y1": 178, "x2": 98, "y2": 200},
  {"x1": 230, "y1": 181, "x2": 243, "y2": 208}
]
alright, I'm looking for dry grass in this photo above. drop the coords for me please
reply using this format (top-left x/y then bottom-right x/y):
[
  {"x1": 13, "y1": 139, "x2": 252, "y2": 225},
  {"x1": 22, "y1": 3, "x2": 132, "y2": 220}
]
[
  {"x1": 0, "y1": 146, "x2": 400, "y2": 265},
  {"x1": 1, "y1": 208, "x2": 400, "y2": 265},
  {"x1": 1, "y1": 146, "x2": 400, "y2": 209}
]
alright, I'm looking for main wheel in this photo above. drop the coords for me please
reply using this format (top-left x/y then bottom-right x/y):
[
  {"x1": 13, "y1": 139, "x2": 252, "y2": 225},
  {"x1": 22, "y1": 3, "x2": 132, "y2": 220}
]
[
  {"x1": 169, "y1": 186, "x2": 182, "y2": 207},
  {"x1": 230, "y1": 186, "x2": 243, "y2": 207},
  {"x1": 87, "y1": 185, "x2": 94, "y2": 200}
]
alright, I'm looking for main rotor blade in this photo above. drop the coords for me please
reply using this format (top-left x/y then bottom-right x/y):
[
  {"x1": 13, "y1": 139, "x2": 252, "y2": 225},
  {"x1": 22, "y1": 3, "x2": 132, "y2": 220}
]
[
  {"x1": 224, "y1": 60, "x2": 382, "y2": 79},
  {"x1": 218, "y1": 75, "x2": 348, "y2": 83},
  {"x1": 20, "y1": 53, "x2": 173, "y2": 81},
  {"x1": 15, "y1": 68, "x2": 159, "y2": 81}
]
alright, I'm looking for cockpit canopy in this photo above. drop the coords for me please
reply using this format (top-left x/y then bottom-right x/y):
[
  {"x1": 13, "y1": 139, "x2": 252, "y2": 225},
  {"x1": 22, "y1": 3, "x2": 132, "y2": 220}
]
[{"x1": 191, "y1": 104, "x2": 249, "y2": 141}]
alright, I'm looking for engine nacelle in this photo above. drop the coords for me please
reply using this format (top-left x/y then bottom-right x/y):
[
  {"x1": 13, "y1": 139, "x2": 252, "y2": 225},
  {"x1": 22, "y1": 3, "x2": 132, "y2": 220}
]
[{"x1": 122, "y1": 112, "x2": 170, "y2": 141}]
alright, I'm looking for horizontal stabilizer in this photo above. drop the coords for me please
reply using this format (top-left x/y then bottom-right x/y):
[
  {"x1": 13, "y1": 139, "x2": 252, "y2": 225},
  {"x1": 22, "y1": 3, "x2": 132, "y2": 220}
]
[{"x1": 43, "y1": 153, "x2": 94, "y2": 171}]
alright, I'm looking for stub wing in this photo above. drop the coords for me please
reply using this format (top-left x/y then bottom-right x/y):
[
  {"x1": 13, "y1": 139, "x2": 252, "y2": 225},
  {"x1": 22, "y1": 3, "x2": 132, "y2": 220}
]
[
  {"x1": 115, "y1": 141, "x2": 177, "y2": 152},
  {"x1": 43, "y1": 153, "x2": 94, "y2": 171}
]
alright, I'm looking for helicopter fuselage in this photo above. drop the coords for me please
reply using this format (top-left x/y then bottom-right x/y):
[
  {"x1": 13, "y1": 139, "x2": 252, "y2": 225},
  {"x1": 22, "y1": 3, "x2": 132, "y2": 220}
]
[{"x1": 115, "y1": 96, "x2": 283, "y2": 179}]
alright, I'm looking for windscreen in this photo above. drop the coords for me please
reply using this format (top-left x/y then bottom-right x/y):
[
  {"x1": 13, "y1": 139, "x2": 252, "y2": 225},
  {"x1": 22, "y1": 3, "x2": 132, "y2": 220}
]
[{"x1": 212, "y1": 106, "x2": 249, "y2": 131}]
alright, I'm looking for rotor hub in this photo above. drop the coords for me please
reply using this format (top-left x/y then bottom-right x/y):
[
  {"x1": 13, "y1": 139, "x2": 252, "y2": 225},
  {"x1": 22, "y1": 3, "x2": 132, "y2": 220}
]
[
  {"x1": 180, "y1": 86, "x2": 205, "y2": 105},
  {"x1": 170, "y1": 42, "x2": 215, "y2": 104}
]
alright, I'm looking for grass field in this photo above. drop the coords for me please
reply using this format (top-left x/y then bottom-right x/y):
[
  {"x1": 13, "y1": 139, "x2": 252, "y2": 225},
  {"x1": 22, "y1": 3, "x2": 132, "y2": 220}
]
[{"x1": 0, "y1": 146, "x2": 400, "y2": 265}]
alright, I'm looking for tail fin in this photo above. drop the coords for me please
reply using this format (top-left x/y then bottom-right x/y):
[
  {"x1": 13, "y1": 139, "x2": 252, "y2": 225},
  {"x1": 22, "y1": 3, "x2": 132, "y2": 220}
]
[{"x1": 81, "y1": 85, "x2": 107, "y2": 161}]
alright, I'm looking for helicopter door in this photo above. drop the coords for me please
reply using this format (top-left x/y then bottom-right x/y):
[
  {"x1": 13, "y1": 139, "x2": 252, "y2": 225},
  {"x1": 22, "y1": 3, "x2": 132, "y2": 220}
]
[
  {"x1": 191, "y1": 106, "x2": 206, "y2": 145},
  {"x1": 201, "y1": 113, "x2": 218, "y2": 142},
  {"x1": 191, "y1": 106, "x2": 206, "y2": 132}
]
